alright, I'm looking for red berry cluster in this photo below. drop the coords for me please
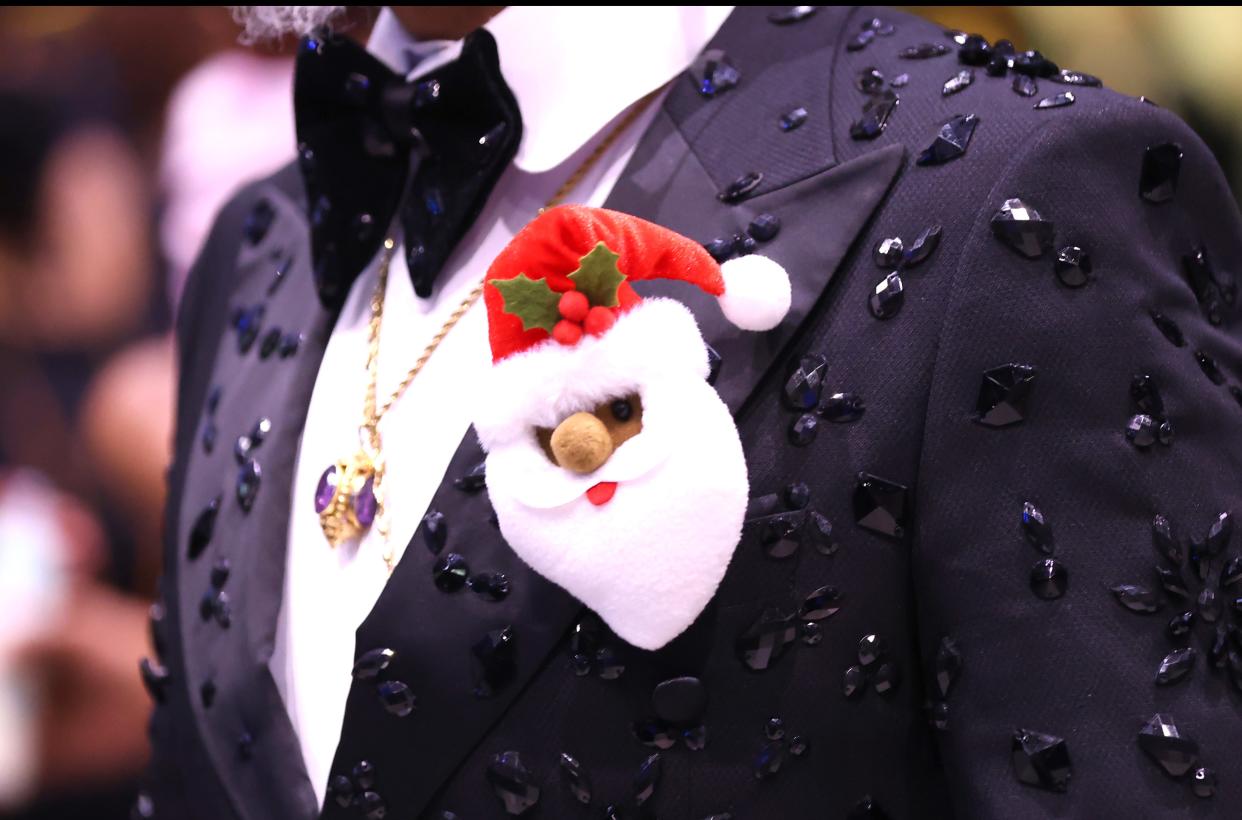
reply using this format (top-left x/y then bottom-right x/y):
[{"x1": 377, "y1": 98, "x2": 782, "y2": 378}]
[{"x1": 553, "y1": 290, "x2": 616, "y2": 345}]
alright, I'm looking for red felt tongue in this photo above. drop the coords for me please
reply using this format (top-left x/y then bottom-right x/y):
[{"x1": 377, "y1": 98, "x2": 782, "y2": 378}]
[{"x1": 586, "y1": 482, "x2": 618, "y2": 506}]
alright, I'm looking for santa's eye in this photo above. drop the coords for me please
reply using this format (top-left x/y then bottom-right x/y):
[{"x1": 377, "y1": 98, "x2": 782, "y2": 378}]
[{"x1": 610, "y1": 398, "x2": 632, "y2": 421}]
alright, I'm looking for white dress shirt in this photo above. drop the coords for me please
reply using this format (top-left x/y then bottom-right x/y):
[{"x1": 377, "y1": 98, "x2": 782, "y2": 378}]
[{"x1": 268, "y1": 6, "x2": 732, "y2": 807}]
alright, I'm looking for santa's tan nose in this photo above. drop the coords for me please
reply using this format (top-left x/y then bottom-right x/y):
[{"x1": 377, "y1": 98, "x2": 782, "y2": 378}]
[{"x1": 550, "y1": 412, "x2": 614, "y2": 474}]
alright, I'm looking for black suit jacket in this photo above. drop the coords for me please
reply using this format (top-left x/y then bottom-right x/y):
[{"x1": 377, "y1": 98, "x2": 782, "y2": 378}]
[{"x1": 143, "y1": 6, "x2": 1242, "y2": 819}]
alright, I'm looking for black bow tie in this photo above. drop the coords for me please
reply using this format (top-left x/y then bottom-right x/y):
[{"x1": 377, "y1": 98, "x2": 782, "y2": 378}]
[{"x1": 293, "y1": 29, "x2": 522, "y2": 307}]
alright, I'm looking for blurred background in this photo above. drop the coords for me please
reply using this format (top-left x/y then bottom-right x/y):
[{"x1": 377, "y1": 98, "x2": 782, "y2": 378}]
[{"x1": 0, "y1": 5, "x2": 1238, "y2": 819}]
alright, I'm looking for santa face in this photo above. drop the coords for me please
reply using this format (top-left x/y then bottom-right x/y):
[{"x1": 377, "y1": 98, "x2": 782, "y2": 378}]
[{"x1": 477, "y1": 299, "x2": 749, "y2": 650}]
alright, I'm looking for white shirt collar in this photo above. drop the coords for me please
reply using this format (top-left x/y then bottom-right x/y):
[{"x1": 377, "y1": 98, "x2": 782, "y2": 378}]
[{"x1": 367, "y1": 6, "x2": 733, "y2": 173}]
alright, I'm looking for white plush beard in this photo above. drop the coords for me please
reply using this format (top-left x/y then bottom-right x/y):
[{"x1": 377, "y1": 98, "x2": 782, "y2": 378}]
[
  {"x1": 485, "y1": 375, "x2": 749, "y2": 651},
  {"x1": 229, "y1": 5, "x2": 347, "y2": 43}
]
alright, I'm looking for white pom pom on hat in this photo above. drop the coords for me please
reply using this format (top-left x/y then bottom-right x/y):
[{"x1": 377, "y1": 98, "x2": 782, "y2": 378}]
[{"x1": 718, "y1": 255, "x2": 793, "y2": 331}]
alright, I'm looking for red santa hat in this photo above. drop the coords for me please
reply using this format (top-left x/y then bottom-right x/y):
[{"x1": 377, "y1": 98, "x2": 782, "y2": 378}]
[{"x1": 475, "y1": 205, "x2": 790, "y2": 449}]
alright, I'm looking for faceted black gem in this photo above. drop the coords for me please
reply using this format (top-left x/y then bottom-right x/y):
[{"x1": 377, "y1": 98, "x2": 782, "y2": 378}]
[
  {"x1": 1140, "y1": 143, "x2": 1183, "y2": 203},
  {"x1": 558, "y1": 752, "x2": 592, "y2": 805},
  {"x1": 850, "y1": 91, "x2": 898, "y2": 141},
  {"x1": 358, "y1": 792, "x2": 386, "y2": 820},
  {"x1": 352, "y1": 647, "x2": 395, "y2": 680},
  {"x1": 454, "y1": 461, "x2": 487, "y2": 492},
  {"x1": 692, "y1": 49, "x2": 740, "y2": 98},
  {"x1": 976, "y1": 364, "x2": 1038, "y2": 428},
  {"x1": 205, "y1": 385, "x2": 221, "y2": 414},
  {"x1": 1030, "y1": 559, "x2": 1068, "y2": 600},
  {"x1": 957, "y1": 34, "x2": 991, "y2": 66},
  {"x1": 234, "y1": 434, "x2": 253, "y2": 464},
  {"x1": 788, "y1": 735, "x2": 808, "y2": 756},
  {"x1": 985, "y1": 52, "x2": 1009, "y2": 77},
  {"x1": 843, "y1": 665, "x2": 867, "y2": 698},
  {"x1": 422, "y1": 510, "x2": 447, "y2": 555},
  {"x1": 236, "y1": 459, "x2": 260, "y2": 512},
  {"x1": 820, "y1": 392, "x2": 865, "y2": 423},
  {"x1": 757, "y1": 510, "x2": 805, "y2": 559},
  {"x1": 778, "y1": 106, "x2": 808, "y2": 132},
  {"x1": 903, "y1": 225, "x2": 942, "y2": 268},
  {"x1": 783, "y1": 354, "x2": 828, "y2": 410},
  {"x1": 1222, "y1": 555, "x2": 1242, "y2": 588},
  {"x1": 873, "y1": 237, "x2": 904, "y2": 268},
  {"x1": 800, "y1": 621, "x2": 823, "y2": 646},
  {"x1": 1050, "y1": 69, "x2": 1102, "y2": 87},
  {"x1": 486, "y1": 751, "x2": 540, "y2": 815},
  {"x1": 328, "y1": 775, "x2": 355, "y2": 809},
  {"x1": 916, "y1": 114, "x2": 979, "y2": 165},
  {"x1": 1130, "y1": 375, "x2": 1164, "y2": 417},
  {"x1": 1153, "y1": 514, "x2": 1182, "y2": 564},
  {"x1": 857, "y1": 67, "x2": 885, "y2": 94},
  {"x1": 1206, "y1": 511, "x2": 1233, "y2": 554},
  {"x1": 235, "y1": 304, "x2": 264, "y2": 354},
  {"x1": 237, "y1": 732, "x2": 254, "y2": 760},
  {"x1": 943, "y1": 68, "x2": 974, "y2": 96},
  {"x1": 857, "y1": 633, "x2": 887, "y2": 667},
  {"x1": 243, "y1": 198, "x2": 275, "y2": 245},
  {"x1": 472, "y1": 626, "x2": 516, "y2": 698},
  {"x1": 1007, "y1": 69, "x2": 1034, "y2": 96},
  {"x1": 789, "y1": 413, "x2": 819, "y2": 447},
  {"x1": 210, "y1": 557, "x2": 230, "y2": 589},
  {"x1": 853, "y1": 473, "x2": 910, "y2": 540},
  {"x1": 990, "y1": 198, "x2": 1054, "y2": 259},
  {"x1": 899, "y1": 43, "x2": 950, "y2": 59},
  {"x1": 863, "y1": 16, "x2": 895, "y2": 35},
  {"x1": 1192, "y1": 767, "x2": 1218, "y2": 799},
  {"x1": 891, "y1": 73, "x2": 909, "y2": 88},
  {"x1": 807, "y1": 511, "x2": 838, "y2": 555},
  {"x1": 139, "y1": 657, "x2": 169, "y2": 702},
  {"x1": 652, "y1": 676, "x2": 707, "y2": 725},
  {"x1": 593, "y1": 646, "x2": 625, "y2": 680},
  {"x1": 259, "y1": 327, "x2": 281, "y2": 359},
  {"x1": 848, "y1": 796, "x2": 891, "y2": 819},
  {"x1": 376, "y1": 680, "x2": 415, "y2": 716},
  {"x1": 718, "y1": 171, "x2": 762, "y2": 204},
  {"x1": 935, "y1": 636, "x2": 963, "y2": 698},
  {"x1": 1188, "y1": 538, "x2": 1211, "y2": 584},
  {"x1": 872, "y1": 662, "x2": 899, "y2": 695},
  {"x1": 279, "y1": 332, "x2": 301, "y2": 358},
  {"x1": 930, "y1": 700, "x2": 950, "y2": 731},
  {"x1": 847, "y1": 29, "x2": 876, "y2": 52},
  {"x1": 1155, "y1": 566, "x2": 1188, "y2": 599},
  {"x1": 1155, "y1": 647, "x2": 1196, "y2": 685},
  {"x1": 202, "y1": 678, "x2": 218, "y2": 707},
  {"x1": 211, "y1": 591, "x2": 231, "y2": 628},
  {"x1": 765, "y1": 717, "x2": 785, "y2": 741},
  {"x1": 433, "y1": 553, "x2": 470, "y2": 592},
  {"x1": 752, "y1": 741, "x2": 786, "y2": 780},
  {"x1": 706, "y1": 343, "x2": 722, "y2": 385},
  {"x1": 784, "y1": 482, "x2": 810, "y2": 510},
  {"x1": 267, "y1": 253, "x2": 294, "y2": 296},
  {"x1": 1149, "y1": 310, "x2": 1185, "y2": 347},
  {"x1": 1157, "y1": 419, "x2": 1173, "y2": 446},
  {"x1": 1012, "y1": 50, "x2": 1058, "y2": 77},
  {"x1": 1194, "y1": 350, "x2": 1226, "y2": 385},
  {"x1": 1126, "y1": 414, "x2": 1158, "y2": 449},
  {"x1": 1035, "y1": 91, "x2": 1076, "y2": 110},
  {"x1": 1011, "y1": 729, "x2": 1072, "y2": 792},
  {"x1": 1182, "y1": 246, "x2": 1226, "y2": 324},
  {"x1": 733, "y1": 233, "x2": 756, "y2": 256},
  {"x1": 1137, "y1": 714, "x2": 1199, "y2": 777},
  {"x1": 632, "y1": 719, "x2": 677, "y2": 750},
  {"x1": 800, "y1": 585, "x2": 842, "y2": 621},
  {"x1": 1054, "y1": 246, "x2": 1091, "y2": 287},
  {"x1": 1167, "y1": 610, "x2": 1195, "y2": 640},
  {"x1": 1198, "y1": 588, "x2": 1222, "y2": 623},
  {"x1": 633, "y1": 753, "x2": 661, "y2": 805},
  {"x1": 705, "y1": 236, "x2": 734, "y2": 263},
  {"x1": 869, "y1": 272, "x2": 904, "y2": 319},
  {"x1": 1111, "y1": 584, "x2": 1163, "y2": 613},
  {"x1": 748, "y1": 213, "x2": 781, "y2": 242},
  {"x1": 187, "y1": 496, "x2": 221, "y2": 560},
  {"x1": 468, "y1": 572, "x2": 510, "y2": 602},
  {"x1": 736, "y1": 607, "x2": 798, "y2": 671},
  {"x1": 768, "y1": 6, "x2": 816, "y2": 24}
]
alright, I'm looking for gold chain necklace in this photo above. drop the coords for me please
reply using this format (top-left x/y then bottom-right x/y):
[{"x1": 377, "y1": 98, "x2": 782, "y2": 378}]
[{"x1": 315, "y1": 87, "x2": 663, "y2": 571}]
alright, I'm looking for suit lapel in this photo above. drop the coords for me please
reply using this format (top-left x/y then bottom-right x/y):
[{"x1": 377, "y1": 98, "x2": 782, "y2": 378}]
[{"x1": 325, "y1": 7, "x2": 905, "y2": 818}]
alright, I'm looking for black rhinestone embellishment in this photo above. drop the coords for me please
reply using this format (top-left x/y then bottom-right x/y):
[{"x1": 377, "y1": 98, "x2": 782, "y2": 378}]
[
  {"x1": 943, "y1": 68, "x2": 974, "y2": 96},
  {"x1": 788, "y1": 413, "x2": 819, "y2": 447},
  {"x1": 1011, "y1": 729, "x2": 1072, "y2": 792},
  {"x1": 352, "y1": 647, "x2": 395, "y2": 679},
  {"x1": 891, "y1": 73, "x2": 909, "y2": 88},
  {"x1": 853, "y1": 473, "x2": 910, "y2": 540},
  {"x1": 873, "y1": 237, "x2": 903, "y2": 268},
  {"x1": 869, "y1": 272, "x2": 904, "y2": 319},
  {"x1": 1149, "y1": 310, "x2": 1186, "y2": 347},
  {"x1": 652, "y1": 676, "x2": 707, "y2": 725},
  {"x1": 1138, "y1": 714, "x2": 1198, "y2": 777},
  {"x1": 957, "y1": 34, "x2": 991, "y2": 66},
  {"x1": 1192, "y1": 767, "x2": 1218, "y2": 799},
  {"x1": 975, "y1": 363, "x2": 1037, "y2": 427},
  {"x1": 692, "y1": 49, "x2": 739, "y2": 98},
  {"x1": 903, "y1": 225, "x2": 942, "y2": 268},
  {"x1": 1031, "y1": 559, "x2": 1068, "y2": 599},
  {"x1": 1140, "y1": 143, "x2": 1183, "y2": 203},
  {"x1": 139, "y1": 657, "x2": 169, "y2": 702},
  {"x1": 783, "y1": 354, "x2": 827, "y2": 410},
  {"x1": 236, "y1": 459, "x2": 260, "y2": 512},
  {"x1": 991, "y1": 198, "x2": 1054, "y2": 259},
  {"x1": 799, "y1": 585, "x2": 842, "y2": 621},
  {"x1": 472, "y1": 626, "x2": 516, "y2": 698},
  {"x1": 1111, "y1": 584, "x2": 1164, "y2": 613},
  {"x1": 857, "y1": 67, "x2": 885, "y2": 94},
  {"x1": 1182, "y1": 245, "x2": 1227, "y2": 324},
  {"x1": 633, "y1": 753, "x2": 661, "y2": 805},
  {"x1": 736, "y1": 607, "x2": 798, "y2": 671},
  {"x1": 243, "y1": 198, "x2": 275, "y2": 245},
  {"x1": 820, "y1": 392, "x2": 865, "y2": 423},
  {"x1": 850, "y1": 90, "x2": 898, "y2": 141},
  {"x1": 847, "y1": 29, "x2": 876, "y2": 52},
  {"x1": 468, "y1": 572, "x2": 511, "y2": 602},
  {"x1": 1054, "y1": 246, "x2": 1091, "y2": 287},
  {"x1": 1156, "y1": 647, "x2": 1196, "y2": 685},
  {"x1": 778, "y1": 106, "x2": 808, "y2": 132},
  {"x1": 768, "y1": 6, "x2": 816, "y2": 25},
  {"x1": 899, "y1": 43, "x2": 950, "y2": 59},
  {"x1": 718, "y1": 171, "x2": 762, "y2": 204},
  {"x1": 558, "y1": 752, "x2": 592, "y2": 805},
  {"x1": 486, "y1": 751, "x2": 540, "y2": 815},
  {"x1": 748, "y1": 213, "x2": 781, "y2": 242},
  {"x1": 433, "y1": 553, "x2": 470, "y2": 592},
  {"x1": 935, "y1": 636, "x2": 963, "y2": 698},
  {"x1": 1012, "y1": 73, "x2": 1038, "y2": 98},
  {"x1": 188, "y1": 496, "x2": 221, "y2": 560},
  {"x1": 422, "y1": 509, "x2": 447, "y2": 554},
  {"x1": 259, "y1": 327, "x2": 281, "y2": 359},
  {"x1": 375, "y1": 680, "x2": 415, "y2": 716},
  {"x1": 916, "y1": 113, "x2": 978, "y2": 166},
  {"x1": 1194, "y1": 350, "x2": 1226, "y2": 385},
  {"x1": 1126, "y1": 414, "x2": 1159, "y2": 448},
  {"x1": 235, "y1": 304, "x2": 264, "y2": 354},
  {"x1": 1050, "y1": 69, "x2": 1102, "y2": 87},
  {"x1": 455, "y1": 461, "x2": 486, "y2": 492},
  {"x1": 1035, "y1": 91, "x2": 1076, "y2": 109}
]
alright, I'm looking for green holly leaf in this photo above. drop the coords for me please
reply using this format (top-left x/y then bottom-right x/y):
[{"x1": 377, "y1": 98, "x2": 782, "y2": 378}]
[
  {"x1": 568, "y1": 242, "x2": 626, "y2": 308},
  {"x1": 489, "y1": 274, "x2": 562, "y2": 333}
]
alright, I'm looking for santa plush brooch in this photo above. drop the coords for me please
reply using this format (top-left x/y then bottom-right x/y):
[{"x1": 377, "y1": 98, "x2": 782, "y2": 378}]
[{"x1": 475, "y1": 205, "x2": 791, "y2": 650}]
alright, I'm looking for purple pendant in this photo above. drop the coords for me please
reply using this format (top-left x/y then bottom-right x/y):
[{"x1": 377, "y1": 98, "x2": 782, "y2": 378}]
[
  {"x1": 314, "y1": 465, "x2": 338, "y2": 513},
  {"x1": 354, "y1": 475, "x2": 377, "y2": 527}
]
